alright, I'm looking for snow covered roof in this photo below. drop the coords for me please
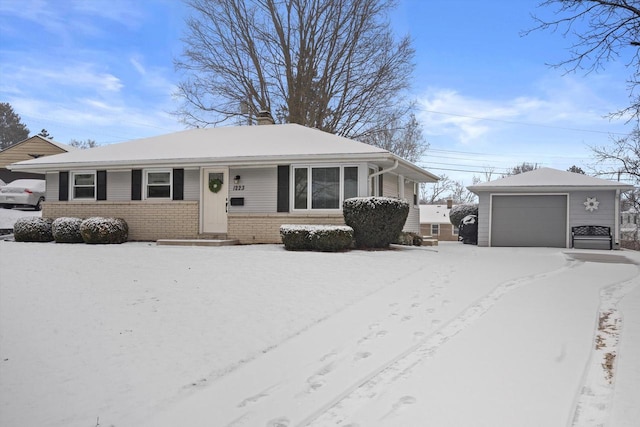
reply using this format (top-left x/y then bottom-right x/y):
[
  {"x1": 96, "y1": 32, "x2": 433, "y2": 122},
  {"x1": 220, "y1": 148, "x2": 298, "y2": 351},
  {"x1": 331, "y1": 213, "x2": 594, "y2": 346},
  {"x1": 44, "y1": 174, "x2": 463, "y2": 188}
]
[
  {"x1": 9, "y1": 124, "x2": 438, "y2": 183},
  {"x1": 467, "y1": 167, "x2": 634, "y2": 192},
  {"x1": 419, "y1": 204, "x2": 452, "y2": 224}
]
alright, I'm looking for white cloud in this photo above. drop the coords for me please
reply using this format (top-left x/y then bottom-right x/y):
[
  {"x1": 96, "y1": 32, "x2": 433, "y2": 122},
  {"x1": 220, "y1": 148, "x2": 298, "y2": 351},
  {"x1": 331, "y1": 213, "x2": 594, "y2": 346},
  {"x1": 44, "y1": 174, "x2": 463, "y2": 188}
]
[{"x1": 416, "y1": 74, "x2": 627, "y2": 148}]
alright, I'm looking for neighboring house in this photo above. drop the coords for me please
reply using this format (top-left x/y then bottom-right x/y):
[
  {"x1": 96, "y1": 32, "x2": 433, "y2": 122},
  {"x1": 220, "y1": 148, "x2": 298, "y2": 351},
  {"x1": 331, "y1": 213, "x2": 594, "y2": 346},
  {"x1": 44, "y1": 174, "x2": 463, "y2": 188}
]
[
  {"x1": 9, "y1": 124, "x2": 439, "y2": 243},
  {"x1": 0, "y1": 135, "x2": 75, "y2": 183},
  {"x1": 621, "y1": 208, "x2": 639, "y2": 241},
  {"x1": 419, "y1": 202, "x2": 458, "y2": 241},
  {"x1": 467, "y1": 168, "x2": 634, "y2": 248}
]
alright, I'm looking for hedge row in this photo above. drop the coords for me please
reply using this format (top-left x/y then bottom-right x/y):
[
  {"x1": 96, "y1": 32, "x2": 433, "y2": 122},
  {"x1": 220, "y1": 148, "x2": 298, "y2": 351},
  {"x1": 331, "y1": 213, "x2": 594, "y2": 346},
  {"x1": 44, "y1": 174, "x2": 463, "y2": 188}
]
[
  {"x1": 280, "y1": 225, "x2": 353, "y2": 252},
  {"x1": 13, "y1": 217, "x2": 128, "y2": 244}
]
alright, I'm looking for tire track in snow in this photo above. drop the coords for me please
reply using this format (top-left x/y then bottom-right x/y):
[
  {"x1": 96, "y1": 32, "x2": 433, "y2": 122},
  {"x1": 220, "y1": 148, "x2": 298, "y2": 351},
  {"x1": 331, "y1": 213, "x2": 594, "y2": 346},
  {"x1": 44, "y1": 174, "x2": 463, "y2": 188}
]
[
  {"x1": 298, "y1": 260, "x2": 579, "y2": 427},
  {"x1": 568, "y1": 256, "x2": 640, "y2": 427}
]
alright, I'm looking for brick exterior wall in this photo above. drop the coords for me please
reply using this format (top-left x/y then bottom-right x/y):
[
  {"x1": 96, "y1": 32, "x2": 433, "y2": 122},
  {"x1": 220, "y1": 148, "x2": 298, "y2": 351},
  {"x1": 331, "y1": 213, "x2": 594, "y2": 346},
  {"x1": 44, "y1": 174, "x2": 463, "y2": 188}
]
[
  {"x1": 228, "y1": 213, "x2": 346, "y2": 244},
  {"x1": 42, "y1": 201, "x2": 199, "y2": 241},
  {"x1": 420, "y1": 223, "x2": 459, "y2": 241}
]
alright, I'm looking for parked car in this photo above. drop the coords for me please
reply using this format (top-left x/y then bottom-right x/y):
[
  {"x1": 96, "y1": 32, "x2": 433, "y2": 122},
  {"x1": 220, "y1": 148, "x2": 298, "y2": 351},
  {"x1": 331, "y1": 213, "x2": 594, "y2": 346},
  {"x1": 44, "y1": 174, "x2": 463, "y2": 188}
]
[{"x1": 0, "y1": 179, "x2": 46, "y2": 210}]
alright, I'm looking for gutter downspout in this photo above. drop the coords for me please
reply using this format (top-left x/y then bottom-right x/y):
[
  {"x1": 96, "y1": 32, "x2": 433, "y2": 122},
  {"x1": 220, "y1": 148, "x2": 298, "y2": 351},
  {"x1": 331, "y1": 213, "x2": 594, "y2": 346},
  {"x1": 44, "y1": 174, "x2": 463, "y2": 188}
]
[
  {"x1": 368, "y1": 159, "x2": 399, "y2": 197},
  {"x1": 368, "y1": 159, "x2": 399, "y2": 180}
]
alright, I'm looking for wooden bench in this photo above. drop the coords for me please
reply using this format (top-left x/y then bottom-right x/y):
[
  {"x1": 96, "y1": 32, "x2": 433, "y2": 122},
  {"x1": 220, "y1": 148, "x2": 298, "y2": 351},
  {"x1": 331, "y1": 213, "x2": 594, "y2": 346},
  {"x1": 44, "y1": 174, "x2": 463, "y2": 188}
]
[{"x1": 571, "y1": 225, "x2": 612, "y2": 250}]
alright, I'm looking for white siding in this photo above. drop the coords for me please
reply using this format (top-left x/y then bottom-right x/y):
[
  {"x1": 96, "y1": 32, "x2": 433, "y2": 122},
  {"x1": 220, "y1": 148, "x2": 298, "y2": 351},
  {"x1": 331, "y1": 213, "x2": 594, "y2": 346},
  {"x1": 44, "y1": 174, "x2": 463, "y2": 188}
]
[
  {"x1": 107, "y1": 171, "x2": 130, "y2": 201},
  {"x1": 46, "y1": 172, "x2": 59, "y2": 201},
  {"x1": 184, "y1": 169, "x2": 199, "y2": 201},
  {"x1": 477, "y1": 192, "x2": 491, "y2": 247},
  {"x1": 404, "y1": 204, "x2": 420, "y2": 233},
  {"x1": 228, "y1": 167, "x2": 277, "y2": 213},
  {"x1": 382, "y1": 174, "x2": 399, "y2": 198},
  {"x1": 569, "y1": 190, "x2": 616, "y2": 228}
]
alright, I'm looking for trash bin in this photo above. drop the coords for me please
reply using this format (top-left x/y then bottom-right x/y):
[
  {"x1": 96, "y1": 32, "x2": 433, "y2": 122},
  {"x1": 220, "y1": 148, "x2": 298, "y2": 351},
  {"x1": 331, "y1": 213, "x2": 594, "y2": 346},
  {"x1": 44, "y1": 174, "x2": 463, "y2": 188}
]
[{"x1": 459, "y1": 214, "x2": 477, "y2": 245}]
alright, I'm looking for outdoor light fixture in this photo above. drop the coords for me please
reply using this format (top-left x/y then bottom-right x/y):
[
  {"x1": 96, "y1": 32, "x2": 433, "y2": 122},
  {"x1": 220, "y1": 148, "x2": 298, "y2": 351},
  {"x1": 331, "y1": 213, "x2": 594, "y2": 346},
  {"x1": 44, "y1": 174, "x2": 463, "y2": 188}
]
[{"x1": 234, "y1": 175, "x2": 241, "y2": 184}]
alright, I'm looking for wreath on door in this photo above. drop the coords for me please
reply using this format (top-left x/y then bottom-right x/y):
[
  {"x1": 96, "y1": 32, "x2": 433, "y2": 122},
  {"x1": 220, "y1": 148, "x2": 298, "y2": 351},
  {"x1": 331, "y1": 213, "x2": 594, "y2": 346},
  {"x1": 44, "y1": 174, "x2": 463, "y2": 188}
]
[{"x1": 209, "y1": 177, "x2": 223, "y2": 193}]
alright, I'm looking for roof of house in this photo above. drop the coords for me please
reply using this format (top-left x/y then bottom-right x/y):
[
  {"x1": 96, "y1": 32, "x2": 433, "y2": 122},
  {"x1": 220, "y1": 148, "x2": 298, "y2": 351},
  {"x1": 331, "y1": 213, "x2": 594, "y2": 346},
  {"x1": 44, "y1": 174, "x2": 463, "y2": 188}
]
[
  {"x1": 9, "y1": 124, "x2": 439, "y2": 183},
  {"x1": 467, "y1": 167, "x2": 634, "y2": 192},
  {"x1": 0, "y1": 135, "x2": 76, "y2": 154},
  {"x1": 419, "y1": 204, "x2": 453, "y2": 224}
]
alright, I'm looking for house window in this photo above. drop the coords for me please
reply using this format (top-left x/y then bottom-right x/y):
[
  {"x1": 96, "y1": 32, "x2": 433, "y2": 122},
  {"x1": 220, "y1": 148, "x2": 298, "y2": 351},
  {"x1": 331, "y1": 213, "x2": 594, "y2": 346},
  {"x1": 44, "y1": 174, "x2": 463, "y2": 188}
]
[
  {"x1": 344, "y1": 167, "x2": 358, "y2": 200},
  {"x1": 431, "y1": 224, "x2": 439, "y2": 235},
  {"x1": 145, "y1": 170, "x2": 172, "y2": 199},
  {"x1": 293, "y1": 165, "x2": 358, "y2": 210},
  {"x1": 453, "y1": 226, "x2": 459, "y2": 235},
  {"x1": 72, "y1": 172, "x2": 96, "y2": 200}
]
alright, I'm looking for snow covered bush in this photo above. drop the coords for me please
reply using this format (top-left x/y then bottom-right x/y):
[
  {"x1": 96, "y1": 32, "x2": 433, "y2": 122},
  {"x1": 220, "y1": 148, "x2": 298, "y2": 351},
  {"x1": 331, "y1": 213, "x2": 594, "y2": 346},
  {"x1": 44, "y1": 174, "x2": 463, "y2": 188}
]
[
  {"x1": 395, "y1": 231, "x2": 423, "y2": 246},
  {"x1": 280, "y1": 225, "x2": 353, "y2": 252},
  {"x1": 449, "y1": 204, "x2": 478, "y2": 228},
  {"x1": 13, "y1": 217, "x2": 54, "y2": 242},
  {"x1": 52, "y1": 217, "x2": 84, "y2": 243},
  {"x1": 343, "y1": 197, "x2": 409, "y2": 249},
  {"x1": 80, "y1": 217, "x2": 128, "y2": 244}
]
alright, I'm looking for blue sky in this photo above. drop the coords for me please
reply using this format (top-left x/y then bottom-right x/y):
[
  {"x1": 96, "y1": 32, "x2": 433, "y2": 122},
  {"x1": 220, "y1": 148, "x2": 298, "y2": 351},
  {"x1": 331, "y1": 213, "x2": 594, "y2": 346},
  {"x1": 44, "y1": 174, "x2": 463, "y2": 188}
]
[{"x1": 0, "y1": 0, "x2": 634, "y2": 185}]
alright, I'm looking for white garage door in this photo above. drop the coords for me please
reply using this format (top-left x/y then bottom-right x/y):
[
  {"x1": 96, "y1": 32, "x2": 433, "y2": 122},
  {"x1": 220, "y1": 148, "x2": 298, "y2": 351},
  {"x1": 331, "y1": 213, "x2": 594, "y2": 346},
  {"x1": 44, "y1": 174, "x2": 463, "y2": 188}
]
[{"x1": 491, "y1": 195, "x2": 567, "y2": 247}]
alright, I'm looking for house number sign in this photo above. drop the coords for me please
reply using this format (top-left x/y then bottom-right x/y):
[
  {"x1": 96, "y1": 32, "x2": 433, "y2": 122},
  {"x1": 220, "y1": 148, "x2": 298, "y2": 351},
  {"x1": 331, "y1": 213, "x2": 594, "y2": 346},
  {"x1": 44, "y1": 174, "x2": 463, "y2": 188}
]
[{"x1": 233, "y1": 185, "x2": 245, "y2": 191}]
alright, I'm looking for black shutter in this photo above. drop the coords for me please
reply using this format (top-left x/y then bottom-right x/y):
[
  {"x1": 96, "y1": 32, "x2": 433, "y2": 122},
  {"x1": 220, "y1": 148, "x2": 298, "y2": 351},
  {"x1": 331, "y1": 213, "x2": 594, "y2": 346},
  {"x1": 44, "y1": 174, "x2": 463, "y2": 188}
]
[
  {"x1": 131, "y1": 169, "x2": 142, "y2": 200},
  {"x1": 378, "y1": 175, "x2": 383, "y2": 196},
  {"x1": 97, "y1": 170, "x2": 107, "y2": 200},
  {"x1": 59, "y1": 171, "x2": 69, "y2": 201},
  {"x1": 277, "y1": 165, "x2": 290, "y2": 212},
  {"x1": 173, "y1": 168, "x2": 184, "y2": 200}
]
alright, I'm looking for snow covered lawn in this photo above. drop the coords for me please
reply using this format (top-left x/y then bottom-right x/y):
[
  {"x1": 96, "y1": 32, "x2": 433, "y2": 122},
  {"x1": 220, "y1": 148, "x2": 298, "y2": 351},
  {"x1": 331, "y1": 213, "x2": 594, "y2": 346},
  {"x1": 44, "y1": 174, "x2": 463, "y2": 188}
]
[{"x1": 0, "y1": 239, "x2": 639, "y2": 427}]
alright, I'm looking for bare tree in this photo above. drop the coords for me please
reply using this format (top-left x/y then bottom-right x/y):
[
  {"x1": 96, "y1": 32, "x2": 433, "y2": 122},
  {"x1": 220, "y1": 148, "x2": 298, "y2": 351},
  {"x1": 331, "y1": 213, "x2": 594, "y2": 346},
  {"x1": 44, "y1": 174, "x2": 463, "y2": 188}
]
[
  {"x1": 421, "y1": 174, "x2": 479, "y2": 204},
  {"x1": 69, "y1": 139, "x2": 98, "y2": 149},
  {"x1": 526, "y1": 0, "x2": 640, "y2": 118},
  {"x1": 502, "y1": 162, "x2": 540, "y2": 177},
  {"x1": 358, "y1": 113, "x2": 428, "y2": 162},
  {"x1": 176, "y1": 0, "x2": 415, "y2": 139},
  {"x1": 591, "y1": 126, "x2": 640, "y2": 184},
  {"x1": 420, "y1": 174, "x2": 455, "y2": 204}
]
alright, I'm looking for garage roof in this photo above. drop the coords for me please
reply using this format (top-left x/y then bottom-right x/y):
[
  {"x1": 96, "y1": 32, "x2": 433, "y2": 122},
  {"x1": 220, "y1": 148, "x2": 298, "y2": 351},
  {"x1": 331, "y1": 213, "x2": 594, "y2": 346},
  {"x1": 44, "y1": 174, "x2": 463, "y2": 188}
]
[{"x1": 468, "y1": 167, "x2": 634, "y2": 192}]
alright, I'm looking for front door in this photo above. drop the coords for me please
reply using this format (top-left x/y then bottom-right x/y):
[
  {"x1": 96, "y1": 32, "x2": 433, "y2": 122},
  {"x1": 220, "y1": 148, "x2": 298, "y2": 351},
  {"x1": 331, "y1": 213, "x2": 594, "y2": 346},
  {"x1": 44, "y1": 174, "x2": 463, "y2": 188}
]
[{"x1": 202, "y1": 168, "x2": 228, "y2": 234}]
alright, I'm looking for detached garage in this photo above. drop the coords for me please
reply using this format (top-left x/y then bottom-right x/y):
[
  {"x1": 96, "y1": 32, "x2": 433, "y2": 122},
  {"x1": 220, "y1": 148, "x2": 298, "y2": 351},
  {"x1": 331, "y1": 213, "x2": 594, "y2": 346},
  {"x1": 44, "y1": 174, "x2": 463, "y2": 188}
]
[{"x1": 467, "y1": 168, "x2": 634, "y2": 249}]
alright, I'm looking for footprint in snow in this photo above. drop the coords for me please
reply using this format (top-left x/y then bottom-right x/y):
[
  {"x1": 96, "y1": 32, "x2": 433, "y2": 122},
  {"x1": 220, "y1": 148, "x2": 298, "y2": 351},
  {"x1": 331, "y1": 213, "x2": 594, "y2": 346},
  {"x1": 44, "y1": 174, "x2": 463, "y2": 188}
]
[
  {"x1": 353, "y1": 351, "x2": 372, "y2": 361},
  {"x1": 266, "y1": 417, "x2": 289, "y2": 427}
]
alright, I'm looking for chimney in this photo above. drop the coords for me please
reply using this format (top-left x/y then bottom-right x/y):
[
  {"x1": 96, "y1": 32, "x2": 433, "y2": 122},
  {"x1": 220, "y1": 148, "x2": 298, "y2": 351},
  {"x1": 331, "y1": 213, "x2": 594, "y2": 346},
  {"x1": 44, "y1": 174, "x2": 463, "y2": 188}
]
[
  {"x1": 446, "y1": 198, "x2": 453, "y2": 209},
  {"x1": 257, "y1": 110, "x2": 274, "y2": 125}
]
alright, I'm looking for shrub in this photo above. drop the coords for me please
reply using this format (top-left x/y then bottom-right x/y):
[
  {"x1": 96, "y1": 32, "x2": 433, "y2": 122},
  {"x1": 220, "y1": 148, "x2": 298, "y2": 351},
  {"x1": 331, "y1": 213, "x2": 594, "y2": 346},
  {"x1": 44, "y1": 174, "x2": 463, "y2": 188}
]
[
  {"x1": 395, "y1": 231, "x2": 423, "y2": 246},
  {"x1": 52, "y1": 217, "x2": 84, "y2": 243},
  {"x1": 449, "y1": 204, "x2": 478, "y2": 227},
  {"x1": 343, "y1": 197, "x2": 409, "y2": 249},
  {"x1": 280, "y1": 225, "x2": 353, "y2": 252},
  {"x1": 80, "y1": 217, "x2": 128, "y2": 244},
  {"x1": 13, "y1": 217, "x2": 54, "y2": 242}
]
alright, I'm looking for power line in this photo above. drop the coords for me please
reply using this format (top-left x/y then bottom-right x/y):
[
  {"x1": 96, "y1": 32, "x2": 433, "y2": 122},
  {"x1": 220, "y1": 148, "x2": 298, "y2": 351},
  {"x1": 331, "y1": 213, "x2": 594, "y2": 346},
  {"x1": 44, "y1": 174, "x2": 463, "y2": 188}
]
[{"x1": 420, "y1": 109, "x2": 631, "y2": 136}]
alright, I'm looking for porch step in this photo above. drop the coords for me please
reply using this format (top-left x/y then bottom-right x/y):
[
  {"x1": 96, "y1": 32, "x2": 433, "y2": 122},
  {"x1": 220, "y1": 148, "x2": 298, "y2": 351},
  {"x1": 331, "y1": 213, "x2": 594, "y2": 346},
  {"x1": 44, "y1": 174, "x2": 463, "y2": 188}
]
[
  {"x1": 422, "y1": 238, "x2": 438, "y2": 246},
  {"x1": 156, "y1": 239, "x2": 239, "y2": 247}
]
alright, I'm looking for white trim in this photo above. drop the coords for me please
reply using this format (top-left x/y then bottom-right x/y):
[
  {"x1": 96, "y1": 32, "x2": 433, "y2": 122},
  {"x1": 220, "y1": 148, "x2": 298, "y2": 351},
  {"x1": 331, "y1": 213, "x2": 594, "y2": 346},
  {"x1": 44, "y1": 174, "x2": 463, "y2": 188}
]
[
  {"x1": 488, "y1": 193, "x2": 570, "y2": 248},
  {"x1": 144, "y1": 169, "x2": 172, "y2": 200},
  {"x1": 70, "y1": 171, "x2": 96, "y2": 201}
]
